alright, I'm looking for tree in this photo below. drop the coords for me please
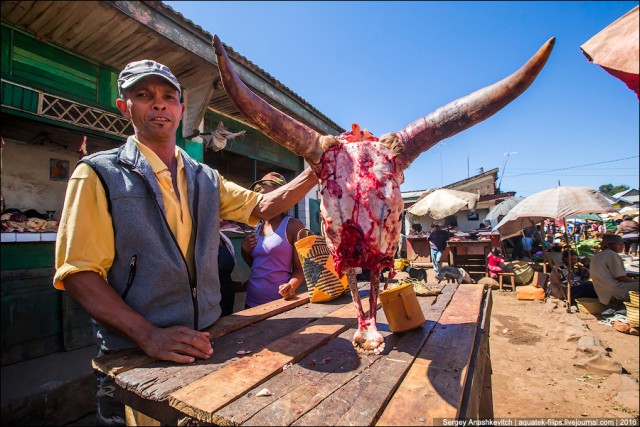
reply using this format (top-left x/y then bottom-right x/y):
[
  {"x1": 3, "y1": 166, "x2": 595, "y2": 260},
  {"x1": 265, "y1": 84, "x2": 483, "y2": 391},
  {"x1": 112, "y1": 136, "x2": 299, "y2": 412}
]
[{"x1": 599, "y1": 183, "x2": 629, "y2": 195}]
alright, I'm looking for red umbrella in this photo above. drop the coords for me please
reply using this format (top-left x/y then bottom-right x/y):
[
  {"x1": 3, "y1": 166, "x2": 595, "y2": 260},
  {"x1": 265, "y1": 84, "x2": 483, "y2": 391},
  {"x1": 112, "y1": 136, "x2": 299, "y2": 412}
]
[{"x1": 580, "y1": 6, "x2": 639, "y2": 97}]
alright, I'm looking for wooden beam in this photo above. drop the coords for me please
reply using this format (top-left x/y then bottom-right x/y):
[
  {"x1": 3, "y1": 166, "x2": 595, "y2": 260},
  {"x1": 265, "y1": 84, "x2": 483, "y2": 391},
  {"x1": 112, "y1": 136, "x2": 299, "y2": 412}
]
[
  {"x1": 109, "y1": 1, "x2": 340, "y2": 136},
  {"x1": 376, "y1": 284, "x2": 486, "y2": 425},
  {"x1": 92, "y1": 292, "x2": 311, "y2": 377}
]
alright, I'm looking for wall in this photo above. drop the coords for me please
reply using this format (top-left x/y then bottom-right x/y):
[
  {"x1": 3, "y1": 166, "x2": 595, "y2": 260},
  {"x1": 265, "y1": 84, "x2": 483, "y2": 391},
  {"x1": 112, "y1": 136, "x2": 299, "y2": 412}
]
[
  {"x1": 408, "y1": 207, "x2": 491, "y2": 233},
  {"x1": 1, "y1": 138, "x2": 78, "y2": 220}
]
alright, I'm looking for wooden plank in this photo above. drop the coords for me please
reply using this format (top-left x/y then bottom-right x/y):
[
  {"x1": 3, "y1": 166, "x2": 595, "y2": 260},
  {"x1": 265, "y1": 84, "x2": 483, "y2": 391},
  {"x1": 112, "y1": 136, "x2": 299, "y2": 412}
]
[
  {"x1": 457, "y1": 290, "x2": 493, "y2": 420},
  {"x1": 93, "y1": 292, "x2": 312, "y2": 377},
  {"x1": 216, "y1": 328, "x2": 366, "y2": 426},
  {"x1": 293, "y1": 283, "x2": 458, "y2": 427},
  {"x1": 216, "y1": 287, "x2": 436, "y2": 426},
  {"x1": 111, "y1": 291, "x2": 361, "y2": 424},
  {"x1": 167, "y1": 297, "x2": 374, "y2": 423},
  {"x1": 376, "y1": 284, "x2": 486, "y2": 426}
]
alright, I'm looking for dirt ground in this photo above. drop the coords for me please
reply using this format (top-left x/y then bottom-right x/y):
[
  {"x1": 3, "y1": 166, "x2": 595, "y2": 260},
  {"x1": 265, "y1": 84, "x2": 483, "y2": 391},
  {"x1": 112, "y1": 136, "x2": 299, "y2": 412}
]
[
  {"x1": 490, "y1": 290, "x2": 639, "y2": 420},
  {"x1": 397, "y1": 263, "x2": 640, "y2": 421}
]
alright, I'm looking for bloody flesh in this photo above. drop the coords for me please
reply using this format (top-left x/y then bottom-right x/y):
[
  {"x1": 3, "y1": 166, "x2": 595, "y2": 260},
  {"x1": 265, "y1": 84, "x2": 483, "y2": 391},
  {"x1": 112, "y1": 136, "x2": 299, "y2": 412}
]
[{"x1": 317, "y1": 125, "x2": 404, "y2": 279}]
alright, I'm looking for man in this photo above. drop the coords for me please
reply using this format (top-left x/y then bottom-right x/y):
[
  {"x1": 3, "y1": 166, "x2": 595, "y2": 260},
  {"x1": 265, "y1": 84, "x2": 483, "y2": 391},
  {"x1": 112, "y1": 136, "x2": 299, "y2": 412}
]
[
  {"x1": 590, "y1": 234, "x2": 639, "y2": 306},
  {"x1": 53, "y1": 60, "x2": 318, "y2": 425},
  {"x1": 427, "y1": 222, "x2": 451, "y2": 278},
  {"x1": 617, "y1": 214, "x2": 639, "y2": 257}
]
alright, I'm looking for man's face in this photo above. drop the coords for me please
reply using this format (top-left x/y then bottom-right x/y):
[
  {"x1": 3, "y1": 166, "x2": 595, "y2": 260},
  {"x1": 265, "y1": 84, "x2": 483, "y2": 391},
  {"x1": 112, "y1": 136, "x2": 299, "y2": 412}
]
[{"x1": 116, "y1": 76, "x2": 184, "y2": 144}]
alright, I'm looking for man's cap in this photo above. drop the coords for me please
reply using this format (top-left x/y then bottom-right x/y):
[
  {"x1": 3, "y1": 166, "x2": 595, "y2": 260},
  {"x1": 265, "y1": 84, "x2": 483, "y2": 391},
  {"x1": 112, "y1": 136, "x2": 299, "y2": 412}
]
[
  {"x1": 250, "y1": 172, "x2": 287, "y2": 192},
  {"x1": 118, "y1": 60, "x2": 181, "y2": 96},
  {"x1": 600, "y1": 233, "x2": 624, "y2": 245}
]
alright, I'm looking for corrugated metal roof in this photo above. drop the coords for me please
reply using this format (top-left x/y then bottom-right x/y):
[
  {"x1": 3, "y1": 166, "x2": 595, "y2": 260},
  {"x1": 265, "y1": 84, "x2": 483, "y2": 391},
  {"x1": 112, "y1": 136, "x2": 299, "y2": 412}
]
[
  {"x1": 1, "y1": 1, "x2": 344, "y2": 137},
  {"x1": 150, "y1": 1, "x2": 345, "y2": 134}
]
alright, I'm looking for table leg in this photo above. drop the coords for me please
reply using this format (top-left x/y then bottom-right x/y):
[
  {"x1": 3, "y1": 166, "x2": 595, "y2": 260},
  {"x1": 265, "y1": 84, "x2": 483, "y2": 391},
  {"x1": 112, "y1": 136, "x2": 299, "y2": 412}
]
[{"x1": 125, "y1": 406, "x2": 161, "y2": 426}]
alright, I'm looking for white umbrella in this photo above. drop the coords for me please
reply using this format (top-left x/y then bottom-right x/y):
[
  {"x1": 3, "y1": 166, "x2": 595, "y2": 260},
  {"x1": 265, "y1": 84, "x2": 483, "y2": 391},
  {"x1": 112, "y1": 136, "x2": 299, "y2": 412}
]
[
  {"x1": 407, "y1": 189, "x2": 479, "y2": 220},
  {"x1": 493, "y1": 186, "x2": 614, "y2": 238},
  {"x1": 485, "y1": 196, "x2": 525, "y2": 222}
]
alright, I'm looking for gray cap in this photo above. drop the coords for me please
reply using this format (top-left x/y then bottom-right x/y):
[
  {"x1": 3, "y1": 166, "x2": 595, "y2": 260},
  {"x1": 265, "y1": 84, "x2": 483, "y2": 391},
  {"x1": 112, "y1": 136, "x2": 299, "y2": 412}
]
[{"x1": 117, "y1": 60, "x2": 181, "y2": 96}]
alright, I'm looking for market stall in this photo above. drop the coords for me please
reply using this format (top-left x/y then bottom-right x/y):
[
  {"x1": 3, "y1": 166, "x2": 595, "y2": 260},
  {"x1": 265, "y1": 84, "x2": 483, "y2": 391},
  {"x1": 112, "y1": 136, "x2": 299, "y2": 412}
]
[{"x1": 447, "y1": 232, "x2": 493, "y2": 281}]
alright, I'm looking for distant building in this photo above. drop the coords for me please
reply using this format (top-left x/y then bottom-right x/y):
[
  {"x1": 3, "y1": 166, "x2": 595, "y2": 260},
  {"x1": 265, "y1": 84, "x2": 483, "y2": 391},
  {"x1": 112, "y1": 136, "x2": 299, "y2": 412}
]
[
  {"x1": 613, "y1": 188, "x2": 639, "y2": 206},
  {"x1": 401, "y1": 167, "x2": 515, "y2": 233}
]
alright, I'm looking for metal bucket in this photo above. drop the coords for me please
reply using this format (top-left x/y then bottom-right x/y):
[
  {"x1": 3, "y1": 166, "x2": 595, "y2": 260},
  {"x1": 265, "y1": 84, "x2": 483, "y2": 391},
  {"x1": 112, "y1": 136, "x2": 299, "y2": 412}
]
[{"x1": 379, "y1": 283, "x2": 426, "y2": 333}]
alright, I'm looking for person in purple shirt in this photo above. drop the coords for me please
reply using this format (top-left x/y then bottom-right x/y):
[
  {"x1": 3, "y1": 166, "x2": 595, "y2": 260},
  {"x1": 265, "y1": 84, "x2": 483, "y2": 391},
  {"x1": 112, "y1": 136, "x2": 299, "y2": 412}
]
[
  {"x1": 241, "y1": 172, "x2": 306, "y2": 308},
  {"x1": 428, "y1": 222, "x2": 452, "y2": 278}
]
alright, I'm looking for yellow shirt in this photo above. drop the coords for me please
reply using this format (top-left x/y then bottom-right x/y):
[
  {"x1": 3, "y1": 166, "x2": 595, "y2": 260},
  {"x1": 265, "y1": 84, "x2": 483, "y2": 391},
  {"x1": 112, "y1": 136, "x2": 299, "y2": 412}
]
[{"x1": 54, "y1": 138, "x2": 261, "y2": 290}]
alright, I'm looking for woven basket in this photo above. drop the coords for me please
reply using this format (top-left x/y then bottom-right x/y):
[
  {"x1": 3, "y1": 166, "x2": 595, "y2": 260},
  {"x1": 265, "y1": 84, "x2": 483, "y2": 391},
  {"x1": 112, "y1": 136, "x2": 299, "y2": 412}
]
[
  {"x1": 629, "y1": 291, "x2": 639, "y2": 307},
  {"x1": 295, "y1": 229, "x2": 348, "y2": 303},
  {"x1": 624, "y1": 302, "x2": 639, "y2": 328},
  {"x1": 575, "y1": 298, "x2": 606, "y2": 316}
]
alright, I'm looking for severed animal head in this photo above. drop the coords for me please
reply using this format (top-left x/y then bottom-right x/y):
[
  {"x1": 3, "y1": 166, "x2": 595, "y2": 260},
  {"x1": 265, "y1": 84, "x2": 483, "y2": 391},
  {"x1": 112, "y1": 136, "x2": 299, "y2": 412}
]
[{"x1": 213, "y1": 35, "x2": 554, "y2": 353}]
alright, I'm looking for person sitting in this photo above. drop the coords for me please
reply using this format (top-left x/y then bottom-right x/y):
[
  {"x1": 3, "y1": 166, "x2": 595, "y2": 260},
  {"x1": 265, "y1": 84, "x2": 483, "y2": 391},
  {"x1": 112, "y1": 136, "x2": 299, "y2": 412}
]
[
  {"x1": 241, "y1": 173, "x2": 306, "y2": 308},
  {"x1": 617, "y1": 214, "x2": 639, "y2": 257},
  {"x1": 487, "y1": 248, "x2": 507, "y2": 279},
  {"x1": 548, "y1": 249, "x2": 598, "y2": 304},
  {"x1": 590, "y1": 234, "x2": 639, "y2": 306}
]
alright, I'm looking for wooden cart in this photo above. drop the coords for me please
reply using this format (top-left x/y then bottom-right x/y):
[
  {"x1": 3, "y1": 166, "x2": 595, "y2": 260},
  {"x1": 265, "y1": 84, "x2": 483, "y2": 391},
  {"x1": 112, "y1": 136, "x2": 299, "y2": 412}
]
[{"x1": 94, "y1": 282, "x2": 493, "y2": 426}]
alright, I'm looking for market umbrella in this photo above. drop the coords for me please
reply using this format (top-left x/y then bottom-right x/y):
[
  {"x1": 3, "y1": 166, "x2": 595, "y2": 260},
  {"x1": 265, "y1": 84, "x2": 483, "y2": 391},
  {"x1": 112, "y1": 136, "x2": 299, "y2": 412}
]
[
  {"x1": 485, "y1": 196, "x2": 525, "y2": 222},
  {"x1": 406, "y1": 188, "x2": 479, "y2": 220},
  {"x1": 493, "y1": 187, "x2": 615, "y2": 238},
  {"x1": 580, "y1": 5, "x2": 639, "y2": 97},
  {"x1": 619, "y1": 206, "x2": 640, "y2": 217},
  {"x1": 493, "y1": 186, "x2": 615, "y2": 311},
  {"x1": 601, "y1": 207, "x2": 639, "y2": 221}
]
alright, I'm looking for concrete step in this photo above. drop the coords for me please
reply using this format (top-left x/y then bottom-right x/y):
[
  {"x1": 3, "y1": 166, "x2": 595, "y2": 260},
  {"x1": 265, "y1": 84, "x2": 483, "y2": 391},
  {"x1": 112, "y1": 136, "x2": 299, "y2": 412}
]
[{"x1": 1, "y1": 345, "x2": 96, "y2": 426}]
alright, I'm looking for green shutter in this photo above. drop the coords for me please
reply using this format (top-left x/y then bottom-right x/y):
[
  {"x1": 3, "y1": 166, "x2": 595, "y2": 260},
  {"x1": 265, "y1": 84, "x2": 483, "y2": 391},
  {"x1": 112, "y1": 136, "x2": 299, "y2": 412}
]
[
  {"x1": 1, "y1": 81, "x2": 39, "y2": 113},
  {"x1": 1, "y1": 25, "x2": 11, "y2": 76}
]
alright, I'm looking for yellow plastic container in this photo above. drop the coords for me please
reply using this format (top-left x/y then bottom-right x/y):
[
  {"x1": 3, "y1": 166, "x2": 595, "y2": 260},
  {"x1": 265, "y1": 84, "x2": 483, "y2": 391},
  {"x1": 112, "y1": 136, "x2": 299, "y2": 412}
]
[
  {"x1": 394, "y1": 258, "x2": 408, "y2": 270},
  {"x1": 380, "y1": 283, "x2": 426, "y2": 333}
]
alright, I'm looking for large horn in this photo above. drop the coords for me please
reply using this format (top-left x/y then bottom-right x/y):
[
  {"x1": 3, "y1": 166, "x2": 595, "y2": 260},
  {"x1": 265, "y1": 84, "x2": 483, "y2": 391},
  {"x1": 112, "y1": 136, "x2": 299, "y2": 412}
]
[
  {"x1": 212, "y1": 35, "x2": 325, "y2": 165},
  {"x1": 393, "y1": 37, "x2": 555, "y2": 169}
]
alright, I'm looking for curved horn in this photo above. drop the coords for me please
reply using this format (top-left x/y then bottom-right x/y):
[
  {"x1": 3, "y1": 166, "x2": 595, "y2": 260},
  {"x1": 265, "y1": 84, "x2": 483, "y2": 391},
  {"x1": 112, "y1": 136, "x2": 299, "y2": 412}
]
[
  {"x1": 212, "y1": 35, "x2": 325, "y2": 165},
  {"x1": 394, "y1": 37, "x2": 555, "y2": 169}
]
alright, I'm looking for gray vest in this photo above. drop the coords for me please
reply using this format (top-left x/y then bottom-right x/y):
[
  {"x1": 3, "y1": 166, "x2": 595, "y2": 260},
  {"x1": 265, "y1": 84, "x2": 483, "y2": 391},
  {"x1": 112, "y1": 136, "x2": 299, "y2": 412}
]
[{"x1": 81, "y1": 137, "x2": 221, "y2": 351}]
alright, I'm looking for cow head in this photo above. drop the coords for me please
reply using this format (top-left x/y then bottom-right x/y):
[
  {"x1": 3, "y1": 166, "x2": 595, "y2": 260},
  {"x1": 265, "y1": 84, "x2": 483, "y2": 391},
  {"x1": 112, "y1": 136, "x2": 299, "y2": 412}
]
[{"x1": 212, "y1": 35, "x2": 554, "y2": 277}]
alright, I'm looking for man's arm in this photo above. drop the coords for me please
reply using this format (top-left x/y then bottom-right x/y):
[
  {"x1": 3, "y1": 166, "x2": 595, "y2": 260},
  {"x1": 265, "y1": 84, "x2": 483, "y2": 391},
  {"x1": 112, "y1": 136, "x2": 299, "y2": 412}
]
[
  {"x1": 251, "y1": 167, "x2": 318, "y2": 220},
  {"x1": 64, "y1": 271, "x2": 213, "y2": 363}
]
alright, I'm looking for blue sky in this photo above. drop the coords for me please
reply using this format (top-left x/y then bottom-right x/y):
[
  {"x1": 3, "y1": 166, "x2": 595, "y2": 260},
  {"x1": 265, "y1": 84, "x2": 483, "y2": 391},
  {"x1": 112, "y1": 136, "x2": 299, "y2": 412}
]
[{"x1": 166, "y1": 1, "x2": 639, "y2": 197}]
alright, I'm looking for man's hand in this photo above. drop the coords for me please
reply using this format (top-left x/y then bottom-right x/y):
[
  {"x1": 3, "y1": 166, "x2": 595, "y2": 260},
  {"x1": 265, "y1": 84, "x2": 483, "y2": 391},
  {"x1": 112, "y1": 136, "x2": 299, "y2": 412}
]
[
  {"x1": 140, "y1": 326, "x2": 213, "y2": 363},
  {"x1": 241, "y1": 233, "x2": 257, "y2": 255}
]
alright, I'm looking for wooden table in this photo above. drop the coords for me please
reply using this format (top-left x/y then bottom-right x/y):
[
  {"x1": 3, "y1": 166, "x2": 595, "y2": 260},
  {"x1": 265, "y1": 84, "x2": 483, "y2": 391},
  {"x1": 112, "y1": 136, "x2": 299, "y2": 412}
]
[
  {"x1": 94, "y1": 282, "x2": 493, "y2": 426},
  {"x1": 447, "y1": 240, "x2": 492, "y2": 281}
]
